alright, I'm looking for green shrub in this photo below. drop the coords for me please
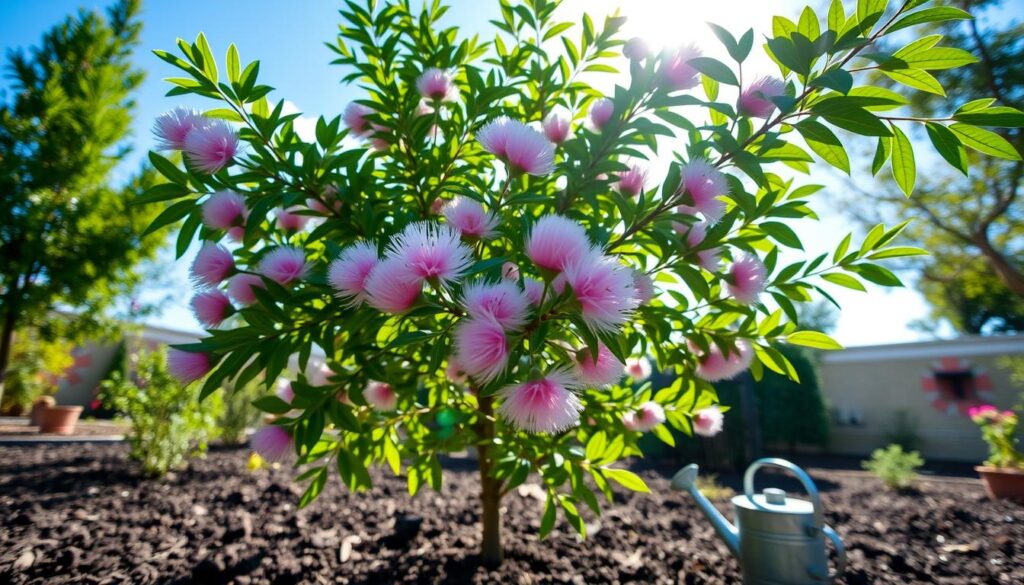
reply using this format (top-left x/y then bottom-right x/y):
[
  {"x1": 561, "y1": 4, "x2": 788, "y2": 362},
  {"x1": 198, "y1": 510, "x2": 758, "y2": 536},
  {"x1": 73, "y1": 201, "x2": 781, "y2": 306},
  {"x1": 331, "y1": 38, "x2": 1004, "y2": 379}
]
[
  {"x1": 218, "y1": 377, "x2": 264, "y2": 446},
  {"x1": 862, "y1": 444, "x2": 924, "y2": 491},
  {"x1": 100, "y1": 349, "x2": 222, "y2": 476}
]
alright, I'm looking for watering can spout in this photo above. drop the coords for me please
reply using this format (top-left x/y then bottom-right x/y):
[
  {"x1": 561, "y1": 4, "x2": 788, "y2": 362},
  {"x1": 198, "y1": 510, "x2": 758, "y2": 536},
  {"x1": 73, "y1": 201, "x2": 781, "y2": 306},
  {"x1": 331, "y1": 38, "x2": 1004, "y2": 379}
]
[{"x1": 671, "y1": 464, "x2": 740, "y2": 556}]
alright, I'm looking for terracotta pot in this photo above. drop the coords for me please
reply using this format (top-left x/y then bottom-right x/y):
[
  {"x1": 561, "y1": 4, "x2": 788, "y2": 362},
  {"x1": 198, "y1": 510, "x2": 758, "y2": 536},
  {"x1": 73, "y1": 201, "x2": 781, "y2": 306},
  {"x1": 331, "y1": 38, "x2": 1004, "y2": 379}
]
[
  {"x1": 976, "y1": 466, "x2": 1024, "y2": 501},
  {"x1": 38, "y1": 406, "x2": 83, "y2": 435},
  {"x1": 30, "y1": 396, "x2": 57, "y2": 426}
]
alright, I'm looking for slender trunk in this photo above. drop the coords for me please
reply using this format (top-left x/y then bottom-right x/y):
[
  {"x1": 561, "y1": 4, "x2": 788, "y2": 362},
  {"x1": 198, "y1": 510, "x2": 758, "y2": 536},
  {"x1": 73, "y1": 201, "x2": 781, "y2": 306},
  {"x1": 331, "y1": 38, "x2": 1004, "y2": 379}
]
[
  {"x1": 975, "y1": 236, "x2": 1024, "y2": 298},
  {"x1": 0, "y1": 307, "x2": 17, "y2": 408},
  {"x1": 475, "y1": 392, "x2": 503, "y2": 568}
]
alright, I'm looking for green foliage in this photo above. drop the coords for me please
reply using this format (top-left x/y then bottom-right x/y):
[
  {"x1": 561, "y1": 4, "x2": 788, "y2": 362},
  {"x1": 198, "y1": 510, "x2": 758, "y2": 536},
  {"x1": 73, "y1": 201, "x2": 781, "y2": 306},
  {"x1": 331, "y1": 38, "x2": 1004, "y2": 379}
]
[
  {"x1": 970, "y1": 406, "x2": 1023, "y2": 469},
  {"x1": 862, "y1": 443, "x2": 924, "y2": 490},
  {"x1": 100, "y1": 349, "x2": 223, "y2": 476},
  {"x1": 218, "y1": 376, "x2": 264, "y2": 446}
]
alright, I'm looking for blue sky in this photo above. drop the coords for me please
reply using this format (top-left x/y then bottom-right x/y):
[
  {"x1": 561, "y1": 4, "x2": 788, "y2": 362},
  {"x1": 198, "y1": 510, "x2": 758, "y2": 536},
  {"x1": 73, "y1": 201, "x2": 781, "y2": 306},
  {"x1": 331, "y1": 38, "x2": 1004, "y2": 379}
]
[{"x1": 3, "y1": 0, "x2": 1020, "y2": 347}]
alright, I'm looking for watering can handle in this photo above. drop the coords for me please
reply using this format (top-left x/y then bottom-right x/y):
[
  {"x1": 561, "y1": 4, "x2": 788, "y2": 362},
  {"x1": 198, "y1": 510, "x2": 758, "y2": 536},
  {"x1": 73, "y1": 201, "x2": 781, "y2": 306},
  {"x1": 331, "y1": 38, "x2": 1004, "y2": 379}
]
[{"x1": 743, "y1": 458, "x2": 824, "y2": 530}]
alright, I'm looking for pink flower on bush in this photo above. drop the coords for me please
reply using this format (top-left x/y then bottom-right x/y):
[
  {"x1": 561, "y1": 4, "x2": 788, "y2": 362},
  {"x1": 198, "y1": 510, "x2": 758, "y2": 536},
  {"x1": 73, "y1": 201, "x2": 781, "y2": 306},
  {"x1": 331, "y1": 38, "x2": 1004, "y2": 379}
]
[
  {"x1": 369, "y1": 123, "x2": 390, "y2": 151},
  {"x1": 343, "y1": 102, "x2": 373, "y2": 136},
  {"x1": 446, "y1": 358, "x2": 468, "y2": 385},
  {"x1": 524, "y1": 278, "x2": 544, "y2": 306},
  {"x1": 364, "y1": 381, "x2": 398, "y2": 411},
  {"x1": 477, "y1": 116, "x2": 555, "y2": 176},
  {"x1": 183, "y1": 120, "x2": 238, "y2": 174},
  {"x1": 389, "y1": 222, "x2": 472, "y2": 287},
  {"x1": 679, "y1": 158, "x2": 727, "y2": 222},
  {"x1": 589, "y1": 98, "x2": 614, "y2": 130},
  {"x1": 453, "y1": 317, "x2": 509, "y2": 383},
  {"x1": 153, "y1": 107, "x2": 203, "y2": 151},
  {"x1": 623, "y1": 38, "x2": 650, "y2": 61},
  {"x1": 250, "y1": 425, "x2": 293, "y2": 462},
  {"x1": 526, "y1": 215, "x2": 590, "y2": 273},
  {"x1": 275, "y1": 206, "x2": 310, "y2": 232},
  {"x1": 191, "y1": 243, "x2": 235, "y2": 286},
  {"x1": 543, "y1": 112, "x2": 571, "y2": 144},
  {"x1": 259, "y1": 247, "x2": 308, "y2": 285},
  {"x1": 693, "y1": 406, "x2": 724, "y2": 437},
  {"x1": 738, "y1": 76, "x2": 786, "y2": 118},
  {"x1": 167, "y1": 349, "x2": 212, "y2": 385},
  {"x1": 328, "y1": 242, "x2": 379, "y2": 306},
  {"x1": 728, "y1": 255, "x2": 767, "y2": 305},
  {"x1": 560, "y1": 249, "x2": 637, "y2": 333},
  {"x1": 616, "y1": 164, "x2": 647, "y2": 197},
  {"x1": 227, "y1": 273, "x2": 266, "y2": 306},
  {"x1": 661, "y1": 45, "x2": 702, "y2": 90},
  {"x1": 227, "y1": 226, "x2": 246, "y2": 242},
  {"x1": 442, "y1": 197, "x2": 498, "y2": 240},
  {"x1": 501, "y1": 262, "x2": 520, "y2": 281},
  {"x1": 968, "y1": 404, "x2": 998, "y2": 421},
  {"x1": 626, "y1": 401, "x2": 665, "y2": 432},
  {"x1": 497, "y1": 368, "x2": 582, "y2": 433},
  {"x1": 417, "y1": 67, "x2": 457, "y2": 102},
  {"x1": 202, "y1": 190, "x2": 248, "y2": 230},
  {"x1": 191, "y1": 290, "x2": 233, "y2": 328},
  {"x1": 625, "y1": 357, "x2": 651, "y2": 380},
  {"x1": 276, "y1": 379, "x2": 295, "y2": 404},
  {"x1": 632, "y1": 270, "x2": 655, "y2": 305},
  {"x1": 364, "y1": 257, "x2": 423, "y2": 314},
  {"x1": 575, "y1": 343, "x2": 624, "y2": 388},
  {"x1": 462, "y1": 280, "x2": 530, "y2": 331},
  {"x1": 694, "y1": 340, "x2": 753, "y2": 382}
]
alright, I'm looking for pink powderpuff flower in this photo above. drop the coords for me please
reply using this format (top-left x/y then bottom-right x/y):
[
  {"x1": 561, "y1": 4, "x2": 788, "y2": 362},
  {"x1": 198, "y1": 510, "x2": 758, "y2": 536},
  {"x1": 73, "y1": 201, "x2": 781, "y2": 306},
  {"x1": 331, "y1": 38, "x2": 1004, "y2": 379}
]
[
  {"x1": 497, "y1": 368, "x2": 583, "y2": 433},
  {"x1": 477, "y1": 117, "x2": 556, "y2": 177},
  {"x1": 697, "y1": 248, "x2": 722, "y2": 272},
  {"x1": 442, "y1": 197, "x2": 499, "y2": 240},
  {"x1": 227, "y1": 273, "x2": 266, "y2": 306},
  {"x1": 191, "y1": 243, "x2": 235, "y2": 287},
  {"x1": 543, "y1": 112, "x2": 571, "y2": 144},
  {"x1": 308, "y1": 363, "x2": 334, "y2": 387},
  {"x1": 259, "y1": 247, "x2": 308, "y2": 286},
  {"x1": 462, "y1": 280, "x2": 530, "y2": 331},
  {"x1": 227, "y1": 226, "x2": 246, "y2": 242},
  {"x1": 501, "y1": 262, "x2": 520, "y2": 281},
  {"x1": 276, "y1": 379, "x2": 295, "y2": 404},
  {"x1": 728, "y1": 255, "x2": 767, "y2": 305},
  {"x1": 575, "y1": 343, "x2": 624, "y2": 388},
  {"x1": 453, "y1": 317, "x2": 509, "y2": 383},
  {"x1": 183, "y1": 120, "x2": 238, "y2": 174},
  {"x1": 153, "y1": 107, "x2": 203, "y2": 151},
  {"x1": 561, "y1": 249, "x2": 638, "y2": 333},
  {"x1": 693, "y1": 406, "x2": 724, "y2": 437},
  {"x1": 524, "y1": 278, "x2": 544, "y2": 306},
  {"x1": 660, "y1": 45, "x2": 702, "y2": 91},
  {"x1": 630, "y1": 401, "x2": 666, "y2": 432},
  {"x1": 343, "y1": 102, "x2": 373, "y2": 136},
  {"x1": 191, "y1": 290, "x2": 233, "y2": 328},
  {"x1": 275, "y1": 206, "x2": 310, "y2": 233},
  {"x1": 416, "y1": 67, "x2": 458, "y2": 103},
  {"x1": 589, "y1": 98, "x2": 614, "y2": 130},
  {"x1": 681, "y1": 220, "x2": 707, "y2": 246},
  {"x1": 250, "y1": 425, "x2": 293, "y2": 462},
  {"x1": 622, "y1": 411, "x2": 640, "y2": 431},
  {"x1": 632, "y1": 270, "x2": 655, "y2": 305},
  {"x1": 364, "y1": 257, "x2": 423, "y2": 314},
  {"x1": 623, "y1": 38, "x2": 651, "y2": 61},
  {"x1": 167, "y1": 349, "x2": 212, "y2": 385},
  {"x1": 369, "y1": 123, "x2": 390, "y2": 151},
  {"x1": 679, "y1": 158, "x2": 728, "y2": 222},
  {"x1": 328, "y1": 242, "x2": 379, "y2": 306},
  {"x1": 526, "y1": 215, "x2": 591, "y2": 273},
  {"x1": 202, "y1": 190, "x2": 248, "y2": 230},
  {"x1": 364, "y1": 381, "x2": 398, "y2": 411},
  {"x1": 694, "y1": 340, "x2": 753, "y2": 382},
  {"x1": 446, "y1": 358, "x2": 468, "y2": 385},
  {"x1": 388, "y1": 222, "x2": 472, "y2": 287},
  {"x1": 616, "y1": 164, "x2": 647, "y2": 197},
  {"x1": 738, "y1": 76, "x2": 786, "y2": 118},
  {"x1": 430, "y1": 197, "x2": 446, "y2": 215},
  {"x1": 625, "y1": 357, "x2": 652, "y2": 380}
]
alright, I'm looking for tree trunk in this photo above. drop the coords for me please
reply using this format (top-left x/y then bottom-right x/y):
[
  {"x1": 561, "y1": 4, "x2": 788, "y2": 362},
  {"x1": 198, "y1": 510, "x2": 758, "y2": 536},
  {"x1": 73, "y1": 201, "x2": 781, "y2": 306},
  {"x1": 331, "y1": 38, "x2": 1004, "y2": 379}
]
[
  {"x1": 975, "y1": 236, "x2": 1024, "y2": 298},
  {"x1": 475, "y1": 392, "x2": 503, "y2": 568},
  {"x1": 0, "y1": 307, "x2": 17, "y2": 408}
]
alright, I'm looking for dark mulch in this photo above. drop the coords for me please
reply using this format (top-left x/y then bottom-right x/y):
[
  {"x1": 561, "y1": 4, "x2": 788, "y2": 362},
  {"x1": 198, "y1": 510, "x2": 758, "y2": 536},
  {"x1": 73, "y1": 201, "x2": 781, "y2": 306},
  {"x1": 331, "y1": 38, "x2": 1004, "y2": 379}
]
[{"x1": 0, "y1": 443, "x2": 1021, "y2": 584}]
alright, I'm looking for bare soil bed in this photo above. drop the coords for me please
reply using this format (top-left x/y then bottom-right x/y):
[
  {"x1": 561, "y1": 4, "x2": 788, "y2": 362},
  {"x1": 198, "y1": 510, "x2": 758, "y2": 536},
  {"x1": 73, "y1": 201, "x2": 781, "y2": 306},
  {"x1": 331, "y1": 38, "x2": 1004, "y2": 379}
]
[{"x1": 0, "y1": 443, "x2": 1021, "y2": 584}]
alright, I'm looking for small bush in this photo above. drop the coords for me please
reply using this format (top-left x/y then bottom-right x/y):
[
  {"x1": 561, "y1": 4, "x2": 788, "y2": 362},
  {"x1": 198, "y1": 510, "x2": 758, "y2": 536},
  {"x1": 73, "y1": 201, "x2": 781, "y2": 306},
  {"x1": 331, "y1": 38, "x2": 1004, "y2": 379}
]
[
  {"x1": 100, "y1": 349, "x2": 222, "y2": 476},
  {"x1": 218, "y1": 377, "x2": 263, "y2": 446},
  {"x1": 862, "y1": 444, "x2": 924, "y2": 491},
  {"x1": 695, "y1": 474, "x2": 734, "y2": 501}
]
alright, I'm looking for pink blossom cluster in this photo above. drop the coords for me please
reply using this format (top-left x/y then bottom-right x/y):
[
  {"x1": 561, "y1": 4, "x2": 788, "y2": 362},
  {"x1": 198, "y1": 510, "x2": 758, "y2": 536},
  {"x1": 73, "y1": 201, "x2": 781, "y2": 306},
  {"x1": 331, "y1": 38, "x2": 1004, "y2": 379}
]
[
  {"x1": 153, "y1": 107, "x2": 239, "y2": 174},
  {"x1": 692, "y1": 339, "x2": 754, "y2": 382}
]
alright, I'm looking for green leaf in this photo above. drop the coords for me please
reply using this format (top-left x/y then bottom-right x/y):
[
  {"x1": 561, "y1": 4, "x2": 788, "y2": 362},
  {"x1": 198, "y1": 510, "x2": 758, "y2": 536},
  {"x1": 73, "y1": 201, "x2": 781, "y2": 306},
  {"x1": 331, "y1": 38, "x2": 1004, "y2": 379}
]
[
  {"x1": 952, "y1": 107, "x2": 1024, "y2": 128},
  {"x1": 887, "y1": 7, "x2": 973, "y2": 33},
  {"x1": 811, "y1": 99, "x2": 892, "y2": 137},
  {"x1": 890, "y1": 124, "x2": 916, "y2": 196},
  {"x1": 833, "y1": 233, "x2": 852, "y2": 263},
  {"x1": 687, "y1": 57, "x2": 738, "y2": 85},
  {"x1": 585, "y1": 431, "x2": 608, "y2": 461},
  {"x1": 252, "y1": 396, "x2": 291, "y2": 415},
  {"x1": 760, "y1": 221, "x2": 803, "y2": 249},
  {"x1": 856, "y1": 0, "x2": 889, "y2": 32},
  {"x1": 881, "y1": 68, "x2": 945, "y2": 96},
  {"x1": 871, "y1": 136, "x2": 891, "y2": 175},
  {"x1": 822, "y1": 272, "x2": 866, "y2": 291},
  {"x1": 148, "y1": 151, "x2": 189, "y2": 185},
  {"x1": 810, "y1": 69, "x2": 853, "y2": 94},
  {"x1": 796, "y1": 119, "x2": 850, "y2": 173},
  {"x1": 602, "y1": 468, "x2": 650, "y2": 493},
  {"x1": 924, "y1": 123, "x2": 967, "y2": 174},
  {"x1": 298, "y1": 467, "x2": 327, "y2": 508},
  {"x1": 867, "y1": 246, "x2": 928, "y2": 259},
  {"x1": 226, "y1": 44, "x2": 241, "y2": 82},
  {"x1": 786, "y1": 331, "x2": 843, "y2": 350},
  {"x1": 195, "y1": 32, "x2": 218, "y2": 83},
  {"x1": 136, "y1": 182, "x2": 191, "y2": 205},
  {"x1": 797, "y1": 6, "x2": 820, "y2": 40},
  {"x1": 949, "y1": 124, "x2": 1022, "y2": 160},
  {"x1": 851, "y1": 263, "x2": 903, "y2": 286},
  {"x1": 539, "y1": 495, "x2": 557, "y2": 540},
  {"x1": 143, "y1": 199, "x2": 195, "y2": 236}
]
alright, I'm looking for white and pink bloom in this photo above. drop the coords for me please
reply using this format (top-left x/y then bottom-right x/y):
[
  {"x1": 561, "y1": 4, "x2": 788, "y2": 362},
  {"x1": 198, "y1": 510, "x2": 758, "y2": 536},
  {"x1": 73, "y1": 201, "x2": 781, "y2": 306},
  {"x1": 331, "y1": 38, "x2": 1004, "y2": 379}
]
[
  {"x1": 328, "y1": 242, "x2": 379, "y2": 306},
  {"x1": 728, "y1": 255, "x2": 767, "y2": 305},
  {"x1": 154, "y1": 107, "x2": 203, "y2": 151},
  {"x1": 183, "y1": 120, "x2": 238, "y2": 174},
  {"x1": 526, "y1": 215, "x2": 590, "y2": 273},
  {"x1": 543, "y1": 112, "x2": 571, "y2": 144},
  {"x1": 276, "y1": 379, "x2": 295, "y2": 404},
  {"x1": 388, "y1": 222, "x2": 472, "y2": 287},
  {"x1": 477, "y1": 116, "x2": 556, "y2": 176},
  {"x1": 343, "y1": 102, "x2": 374, "y2": 136},
  {"x1": 679, "y1": 158, "x2": 728, "y2": 222},
  {"x1": 446, "y1": 358, "x2": 468, "y2": 385},
  {"x1": 442, "y1": 197, "x2": 498, "y2": 240},
  {"x1": 227, "y1": 273, "x2": 266, "y2": 306},
  {"x1": 524, "y1": 278, "x2": 544, "y2": 306},
  {"x1": 575, "y1": 343, "x2": 624, "y2": 388},
  {"x1": 693, "y1": 406, "x2": 724, "y2": 437},
  {"x1": 259, "y1": 247, "x2": 308, "y2": 286},
  {"x1": 625, "y1": 401, "x2": 665, "y2": 432},
  {"x1": 453, "y1": 317, "x2": 510, "y2": 383},
  {"x1": 416, "y1": 67, "x2": 458, "y2": 103},
  {"x1": 191, "y1": 290, "x2": 233, "y2": 328},
  {"x1": 560, "y1": 249, "x2": 637, "y2": 333},
  {"x1": 501, "y1": 262, "x2": 520, "y2": 281},
  {"x1": 589, "y1": 98, "x2": 614, "y2": 130},
  {"x1": 191, "y1": 243, "x2": 235, "y2": 287},
  {"x1": 364, "y1": 257, "x2": 423, "y2": 314},
  {"x1": 694, "y1": 340, "x2": 753, "y2": 382},
  {"x1": 623, "y1": 38, "x2": 651, "y2": 61},
  {"x1": 275, "y1": 206, "x2": 311, "y2": 233},
  {"x1": 202, "y1": 190, "x2": 248, "y2": 230},
  {"x1": 364, "y1": 381, "x2": 398, "y2": 411},
  {"x1": 679, "y1": 221, "x2": 722, "y2": 271},
  {"x1": 632, "y1": 270, "x2": 655, "y2": 305},
  {"x1": 661, "y1": 45, "x2": 702, "y2": 91},
  {"x1": 497, "y1": 368, "x2": 583, "y2": 433},
  {"x1": 616, "y1": 164, "x2": 647, "y2": 197},
  {"x1": 167, "y1": 349, "x2": 212, "y2": 385},
  {"x1": 250, "y1": 425, "x2": 293, "y2": 462},
  {"x1": 462, "y1": 280, "x2": 530, "y2": 331},
  {"x1": 738, "y1": 76, "x2": 786, "y2": 118},
  {"x1": 369, "y1": 122, "x2": 390, "y2": 151},
  {"x1": 625, "y1": 356, "x2": 652, "y2": 380}
]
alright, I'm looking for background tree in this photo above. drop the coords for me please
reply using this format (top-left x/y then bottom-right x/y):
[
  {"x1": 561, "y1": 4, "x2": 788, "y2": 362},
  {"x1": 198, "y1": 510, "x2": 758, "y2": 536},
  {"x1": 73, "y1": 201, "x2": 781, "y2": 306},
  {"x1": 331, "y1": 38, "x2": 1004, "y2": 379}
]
[{"x1": 0, "y1": 0, "x2": 164, "y2": 404}]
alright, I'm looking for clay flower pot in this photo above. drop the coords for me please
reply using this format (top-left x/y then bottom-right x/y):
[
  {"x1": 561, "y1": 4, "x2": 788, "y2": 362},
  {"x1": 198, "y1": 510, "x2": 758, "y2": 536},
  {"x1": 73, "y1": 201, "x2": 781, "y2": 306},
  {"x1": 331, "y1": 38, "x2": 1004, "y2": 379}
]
[
  {"x1": 976, "y1": 466, "x2": 1024, "y2": 501},
  {"x1": 30, "y1": 396, "x2": 57, "y2": 426},
  {"x1": 38, "y1": 406, "x2": 83, "y2": 435}
]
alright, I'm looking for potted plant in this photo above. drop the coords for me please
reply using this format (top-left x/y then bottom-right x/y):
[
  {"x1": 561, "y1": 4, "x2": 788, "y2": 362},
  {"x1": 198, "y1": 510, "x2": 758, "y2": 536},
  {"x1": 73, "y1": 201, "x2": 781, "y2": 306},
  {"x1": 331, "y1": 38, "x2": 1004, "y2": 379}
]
[
  {"x1": 969, "y1": 405, "x2": 1024, "y2": 500},
  {"x1": 29, "y1": 395, "x2": 57, "y2": 425},
  {"x1": 37, "y1": 402, "x2": 83, "y2": 435}
]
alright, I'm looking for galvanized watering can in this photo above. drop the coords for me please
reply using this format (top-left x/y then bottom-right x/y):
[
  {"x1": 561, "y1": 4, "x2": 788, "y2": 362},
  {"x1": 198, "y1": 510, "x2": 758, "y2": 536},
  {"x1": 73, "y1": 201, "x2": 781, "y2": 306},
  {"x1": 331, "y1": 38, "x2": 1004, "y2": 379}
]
[{"x1": 671, "y1": 458, "x2": 846, "y2": 584}]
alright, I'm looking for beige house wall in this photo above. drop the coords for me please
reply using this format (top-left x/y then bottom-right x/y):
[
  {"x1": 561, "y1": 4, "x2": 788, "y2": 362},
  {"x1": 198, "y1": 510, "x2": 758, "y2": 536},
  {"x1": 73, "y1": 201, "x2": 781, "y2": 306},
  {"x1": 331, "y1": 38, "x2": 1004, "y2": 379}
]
[{"x1": 819, "y1": 336, "x2": 1024, "y2": 463}]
